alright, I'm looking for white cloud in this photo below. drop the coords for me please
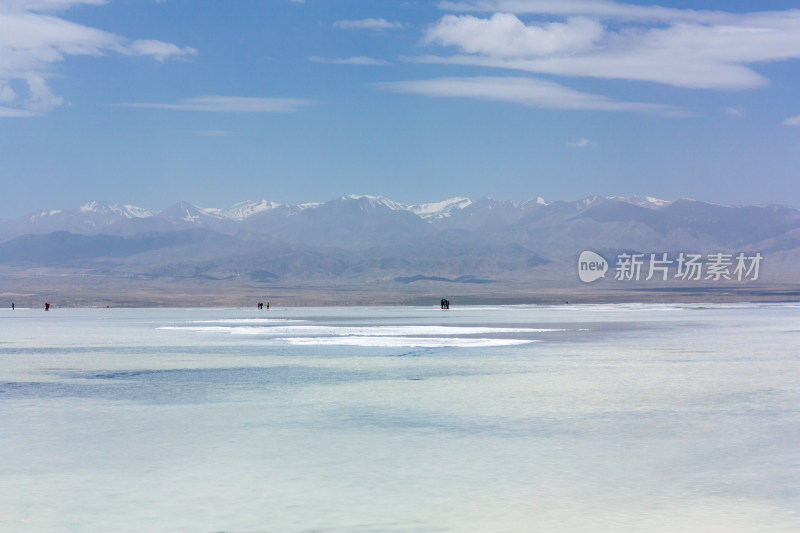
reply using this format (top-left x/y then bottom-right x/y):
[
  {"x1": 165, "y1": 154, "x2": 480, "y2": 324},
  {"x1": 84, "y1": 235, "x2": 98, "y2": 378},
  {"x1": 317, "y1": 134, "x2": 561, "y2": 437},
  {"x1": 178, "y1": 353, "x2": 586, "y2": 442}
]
[
  {"x1": 0, "y1": 105, "x2": 38, "y2": 117},
  {"x1": 426, "y1": 14, "x2": 603, "y2": 57},
  {"x1": 120, "y1": 95, "x2": 316, "y2": 113},
  {"x1": 783, "y1": 114, "x2": 800, "y2": 126},
  {"x1": 0, "y1": 11, "x2": 122, "y2": 66},
  {"x1": 334, "y1": 18, "x2": 405, "y2": 30},
  {"x1": 438, "y1": 1, "x2": 758, "y2": 24},
  {"x1": 24, "y1": 72, "x2": 63, "y2": 112},
  {"x1": 422, "y1": 5, "x2": 800, "y2": 90},
  {"x1": 726, "y1": 106, "x2": 745, "y2": 118},
  {"x1": 0, "y1": 1, "x2": 108, "y2": 12},
  {"x1": 0, "y1": 1, "x2": 196, "y2": 116},
  {"x1": 567, "y1": 138, "x2": 592, "y2": 148},
  {"x1": 0, "y1": 79, "x2": 14, "y2": 101},
  {"x1": 378, "y1": 76, "x2": 686, "y2": 115},
  {"x1": 309, "y1": 56, "x2": 389, "y2": 66},
  {"x1": 126, "y1": 39, "x2": 197, "y2": 62}
]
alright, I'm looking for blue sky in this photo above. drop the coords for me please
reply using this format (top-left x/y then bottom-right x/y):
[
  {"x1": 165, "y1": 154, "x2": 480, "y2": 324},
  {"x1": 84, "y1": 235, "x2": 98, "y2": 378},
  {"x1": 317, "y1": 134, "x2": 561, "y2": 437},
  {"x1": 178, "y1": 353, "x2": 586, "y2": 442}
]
[{"x1": 1, "y1": 0, "x2": 799, "y2": 216}]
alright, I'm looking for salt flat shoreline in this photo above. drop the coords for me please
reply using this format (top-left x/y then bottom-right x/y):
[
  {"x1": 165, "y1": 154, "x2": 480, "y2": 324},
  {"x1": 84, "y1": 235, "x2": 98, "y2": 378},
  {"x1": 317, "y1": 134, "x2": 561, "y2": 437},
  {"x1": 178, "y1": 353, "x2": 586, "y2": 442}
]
[
  {"x1": 3, "y1": 254, "x2": 798, "y2": 307},
  {"x1": 3, "y1": 285, "x2": 798, "y2": 308}
]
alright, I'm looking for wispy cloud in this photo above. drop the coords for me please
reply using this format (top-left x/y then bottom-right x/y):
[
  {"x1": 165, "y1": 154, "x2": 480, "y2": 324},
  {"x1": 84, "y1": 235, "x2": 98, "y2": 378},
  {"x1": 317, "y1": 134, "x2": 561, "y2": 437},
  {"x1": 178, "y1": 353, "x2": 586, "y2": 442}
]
[
  {"x1": 120, "y1": 95, "x2": 316, "y2": 113},
  {"x1": 0, "y1": 1, "x2": 196, "y2": 116},
  {"x1": 425, "y1": 13, "x2": 603, "y2": 57},
  {"x1": 24, "y1": 72, "x2": 64, "y2": 112},
  {"x1": 438, "y1": 0, "x2": 776, "y2": 24},
  {"x1": 567, "y1": 138, "x2": 593, "y2": 148},
  {"x1": 309, "y1": 56, "x2": 389, "y2": 66},
  {"x1": 333, "y1": 18, "x2": 405, "y2": 30},
  {"x1": 726, "y1": 106, "x2": 745, "y2": 118},
  {"x1": 421, "y1": 3, "x2": 800, "y2": 90},
  {"x1": 126, "y1": 39, "x2": 197, "y2": 62},
  {"x1": 783, "y1": 114, "x2": 800, "y2": 126},
  {"x1": 378, "y1": 76, "x2": 687, "y2": 116},
  {"x1": 0, "y1": 1, "x2": 108, "y2": 11},
  {"x1": 0, "y1": 105, "x2": 39, "y2": 117}
]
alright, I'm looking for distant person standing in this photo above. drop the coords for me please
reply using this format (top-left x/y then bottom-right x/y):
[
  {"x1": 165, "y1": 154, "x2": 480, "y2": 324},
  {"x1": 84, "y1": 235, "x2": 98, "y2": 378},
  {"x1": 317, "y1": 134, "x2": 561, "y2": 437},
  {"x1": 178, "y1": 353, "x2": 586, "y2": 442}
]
[
  {"x1": 11, "y1": 303, "x2": 14, "y2": 310},
  {"x1": 45, "y1": 302, "x2": 50, "y2": 311}
]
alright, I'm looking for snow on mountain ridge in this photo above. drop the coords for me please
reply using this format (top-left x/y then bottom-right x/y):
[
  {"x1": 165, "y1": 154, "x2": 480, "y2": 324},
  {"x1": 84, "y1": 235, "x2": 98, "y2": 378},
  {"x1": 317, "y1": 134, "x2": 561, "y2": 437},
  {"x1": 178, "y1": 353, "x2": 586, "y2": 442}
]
[
  {"x1": 4, "y1": 194, "x2": 798, "y2": 249},
  {"x1": 79, "y1": 201, "x2": 154, "y2": 219},
  {"x1": 31, "y1": 195, "x2": 689, "y2": 225},
  {"x1": 339, "y1": 195, "x2": 482, "y2": 219},
  {"x1": 520, "y1": 197, "x2": 548, "y2": 208},
  {"x1": 610, "y1": 195, "x2": 672, "y2": 208},
  {"x1": 157, "y1": 201, "x2": 226, "y2": 224},
  {"x1": 121, "y1": 205, "x2": 154, "y2": 218},
  {"x1": 341, "y1": 194, "x2": 407, "y2": 212},
  {"x1": 410, "y1": 197, "x2": 473, "y2": 219},
  {"x1": 29, "y1": 209, "x2": 62, "y2": 221},
  {"x1": 223, "y1": 200, "x2": 283, "y2": 220},
  {"x1": 18, "y1": 195, "x2": 763, "y2": 229}
]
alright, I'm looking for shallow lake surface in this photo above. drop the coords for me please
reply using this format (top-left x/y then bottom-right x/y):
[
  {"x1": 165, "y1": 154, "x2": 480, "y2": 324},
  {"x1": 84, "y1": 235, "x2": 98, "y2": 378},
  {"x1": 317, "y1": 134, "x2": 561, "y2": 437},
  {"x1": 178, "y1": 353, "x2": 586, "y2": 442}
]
[{"x1": 1, "y1": 303, "x2": 798, "y2": 532}]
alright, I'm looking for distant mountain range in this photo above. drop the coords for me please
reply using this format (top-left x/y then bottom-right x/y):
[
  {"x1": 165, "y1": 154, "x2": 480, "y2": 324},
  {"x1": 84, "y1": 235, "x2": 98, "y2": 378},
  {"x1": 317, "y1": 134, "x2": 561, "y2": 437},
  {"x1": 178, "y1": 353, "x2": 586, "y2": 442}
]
[
  {"x1": 3, "y1": 194, "x2": 799, "y2": 253},
  {"x1": 1, "y1": 195, "x2": 799, "y2": 305},
  {"x1": 0, "y1": 196, "x2": 484, "y2": 241}
]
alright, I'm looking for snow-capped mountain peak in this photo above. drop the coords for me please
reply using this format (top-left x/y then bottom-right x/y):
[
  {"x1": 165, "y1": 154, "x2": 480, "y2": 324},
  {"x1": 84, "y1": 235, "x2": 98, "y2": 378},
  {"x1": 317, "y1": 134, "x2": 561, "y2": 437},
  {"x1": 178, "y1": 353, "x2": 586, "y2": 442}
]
[
  {"x1": 579, "y1": 196, "x2": 604, "y2": 208},
  {"x1": 520, "y1": 197, "x2": 548, "y2": 208},
  {"x1": 297, "y1": 202, "x2": 322, "y2": 211},
  {"x1": 342, "y1": 194, "x2": 407, "y2": 211},
  {"x1": 158, "y1": 201, "x2": 225, "y2": 224},
  {"x1": 610, "y1": 195, "x2": 673, "y2": 209},
  {"x1": 79, "y1": 201, "x2": 153, "y2": 219},
  {"x1": 223, "y1": 200, "x2": 283, "y2": 221},
  {"x1": 409, "y1": 197, "x2": 473, "y2": 219}
]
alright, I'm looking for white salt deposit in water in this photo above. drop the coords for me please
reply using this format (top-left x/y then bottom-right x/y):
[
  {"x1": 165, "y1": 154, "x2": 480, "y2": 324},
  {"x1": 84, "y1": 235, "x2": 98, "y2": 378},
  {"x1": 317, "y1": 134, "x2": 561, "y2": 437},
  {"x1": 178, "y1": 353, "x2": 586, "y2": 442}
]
[{"x1": 1, "y1": 303, "x2": 798, "y2": 532}]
